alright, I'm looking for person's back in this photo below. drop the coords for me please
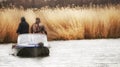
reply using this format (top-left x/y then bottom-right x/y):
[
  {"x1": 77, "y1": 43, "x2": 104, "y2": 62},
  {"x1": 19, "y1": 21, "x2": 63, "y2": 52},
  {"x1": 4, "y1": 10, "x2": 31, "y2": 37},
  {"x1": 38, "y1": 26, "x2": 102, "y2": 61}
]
[
  {"x1": 31, "y1": 18, "x2": 47, "y2": 35},
  {"x1": 17, "y1": 17, "x2": 29, "y2": 34},
  {"x1": 31, "y1": 23, "x2": 40, "y2": 33}
]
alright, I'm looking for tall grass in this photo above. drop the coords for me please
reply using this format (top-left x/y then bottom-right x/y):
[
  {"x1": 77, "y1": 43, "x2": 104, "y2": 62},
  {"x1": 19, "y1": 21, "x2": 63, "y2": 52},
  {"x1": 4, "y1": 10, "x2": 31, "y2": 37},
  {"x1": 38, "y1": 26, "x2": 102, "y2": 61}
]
[{"x1": 0, "y1": 5, "x2": 120, "y2": 43}]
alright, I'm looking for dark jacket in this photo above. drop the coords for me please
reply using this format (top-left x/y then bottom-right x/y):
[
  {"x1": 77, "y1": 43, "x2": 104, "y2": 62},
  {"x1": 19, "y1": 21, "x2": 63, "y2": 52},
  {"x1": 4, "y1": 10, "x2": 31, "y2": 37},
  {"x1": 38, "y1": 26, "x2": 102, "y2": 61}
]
[{"x1": 16, "y1": 21, "x2": 29, "y2": 34}]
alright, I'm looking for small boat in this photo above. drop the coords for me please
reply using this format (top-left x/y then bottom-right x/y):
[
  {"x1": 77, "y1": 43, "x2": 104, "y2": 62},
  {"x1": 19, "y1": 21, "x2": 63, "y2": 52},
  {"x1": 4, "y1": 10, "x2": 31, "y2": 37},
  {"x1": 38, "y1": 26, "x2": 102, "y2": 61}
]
[{"x1": 12, "y1": 34, "x2": 50, "y2": 57}]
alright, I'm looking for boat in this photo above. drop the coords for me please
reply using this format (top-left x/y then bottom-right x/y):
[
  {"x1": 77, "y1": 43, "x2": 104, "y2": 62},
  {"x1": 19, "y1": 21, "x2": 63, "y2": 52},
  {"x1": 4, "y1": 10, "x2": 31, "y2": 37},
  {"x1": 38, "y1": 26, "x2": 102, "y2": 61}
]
[{"x1": 12, "y1": 34, "x2": 50, "y2": 57}]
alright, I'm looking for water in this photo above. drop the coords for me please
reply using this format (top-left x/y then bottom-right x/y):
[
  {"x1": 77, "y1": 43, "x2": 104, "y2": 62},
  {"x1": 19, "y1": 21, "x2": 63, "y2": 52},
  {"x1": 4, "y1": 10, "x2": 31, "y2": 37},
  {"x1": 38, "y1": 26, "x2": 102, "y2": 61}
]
[{"x1": 0, "y1": 39, "x2": 120, "y2": 67}]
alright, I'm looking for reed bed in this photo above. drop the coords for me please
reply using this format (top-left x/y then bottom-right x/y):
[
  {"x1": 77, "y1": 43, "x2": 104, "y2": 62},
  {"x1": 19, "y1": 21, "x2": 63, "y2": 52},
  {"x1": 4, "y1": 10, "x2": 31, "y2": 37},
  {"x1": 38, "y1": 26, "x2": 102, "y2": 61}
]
[{"x1": 0, "y1": 5, "x2": 120, "y2": 43}]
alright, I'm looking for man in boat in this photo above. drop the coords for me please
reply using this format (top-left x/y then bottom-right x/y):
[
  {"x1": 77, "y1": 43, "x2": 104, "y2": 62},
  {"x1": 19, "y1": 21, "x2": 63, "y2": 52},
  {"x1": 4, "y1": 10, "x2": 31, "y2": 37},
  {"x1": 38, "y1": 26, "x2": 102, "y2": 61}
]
[
  {"x1": 31, "y1": 17, "x2": 47, "y2": 35},
  {"x1": 16, "y1": 17, "x2": 29, "y2": 34},
  {"x1": 12, "y1": 17, "x2": 29, "y2": 49}
]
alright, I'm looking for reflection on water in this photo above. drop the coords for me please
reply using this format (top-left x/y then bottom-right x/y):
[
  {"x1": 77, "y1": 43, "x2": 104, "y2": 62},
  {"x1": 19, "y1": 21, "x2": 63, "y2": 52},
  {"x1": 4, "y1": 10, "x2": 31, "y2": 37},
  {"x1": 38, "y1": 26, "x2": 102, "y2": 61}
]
[{"x1": 0, "y1": 39, "x2": 120, "y2": 67}]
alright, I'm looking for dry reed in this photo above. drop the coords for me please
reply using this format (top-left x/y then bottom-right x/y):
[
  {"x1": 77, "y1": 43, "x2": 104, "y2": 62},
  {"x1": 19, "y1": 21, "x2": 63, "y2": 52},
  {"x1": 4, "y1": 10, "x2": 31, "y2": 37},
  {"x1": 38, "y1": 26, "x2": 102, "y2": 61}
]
[{"x1": 0, "y1": 5, "x2": 120, "y2": 43}]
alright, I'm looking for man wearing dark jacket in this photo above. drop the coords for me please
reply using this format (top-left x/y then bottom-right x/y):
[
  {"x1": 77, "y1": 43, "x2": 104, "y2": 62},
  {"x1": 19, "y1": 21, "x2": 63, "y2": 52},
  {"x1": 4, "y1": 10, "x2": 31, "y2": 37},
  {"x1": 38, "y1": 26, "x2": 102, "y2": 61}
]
[{"x1": 16, "y1": 17, "x2": 29, "y2": 34}]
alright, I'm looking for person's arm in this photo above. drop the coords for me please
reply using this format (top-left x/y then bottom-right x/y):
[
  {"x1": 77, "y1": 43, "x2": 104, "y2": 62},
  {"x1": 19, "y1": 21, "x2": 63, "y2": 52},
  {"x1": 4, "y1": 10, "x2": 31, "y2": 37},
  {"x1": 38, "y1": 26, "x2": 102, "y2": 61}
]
[
  {"x1": 44, "y1": 30, "x2": 47, "y2": 35},
  {"x1": 31, "y1": 24, "x2": 37, "y2": 33},
  {"x1": 26, "y1": 22, "x2": 29, "y2": 33},
  {"x1": 31, "y1": 25, "x2": 33, "y2": 33},
  {"x1": 16, "y1": 23, "x2": 21, "y2": 34},
  {"x1": 43, "y1": 26, "x2": 47, "y2": 35}
]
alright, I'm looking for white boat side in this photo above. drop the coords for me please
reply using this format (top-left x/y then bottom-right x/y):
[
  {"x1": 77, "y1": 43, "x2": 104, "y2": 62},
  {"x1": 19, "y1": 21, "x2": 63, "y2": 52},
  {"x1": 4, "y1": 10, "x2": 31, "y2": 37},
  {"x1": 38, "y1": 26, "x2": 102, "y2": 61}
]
[{"x1": 17, "y1": 34, "x2": 49, "y2": 47}]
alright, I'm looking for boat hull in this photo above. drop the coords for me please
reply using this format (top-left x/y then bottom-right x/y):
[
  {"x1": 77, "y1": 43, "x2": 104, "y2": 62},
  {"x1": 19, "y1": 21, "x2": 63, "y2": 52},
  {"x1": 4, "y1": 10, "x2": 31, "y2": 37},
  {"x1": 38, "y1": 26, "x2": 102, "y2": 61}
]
[{"x1": 14, "y1": 46, "x2": 49, "y2": 57}]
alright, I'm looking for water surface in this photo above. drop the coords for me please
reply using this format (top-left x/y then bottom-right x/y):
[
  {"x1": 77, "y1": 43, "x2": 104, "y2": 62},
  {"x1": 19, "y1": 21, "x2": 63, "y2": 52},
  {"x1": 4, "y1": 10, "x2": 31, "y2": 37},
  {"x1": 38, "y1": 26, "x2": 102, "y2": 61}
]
[{"x1": 0, "y1": 39, "x2": 120, "y2": 67}]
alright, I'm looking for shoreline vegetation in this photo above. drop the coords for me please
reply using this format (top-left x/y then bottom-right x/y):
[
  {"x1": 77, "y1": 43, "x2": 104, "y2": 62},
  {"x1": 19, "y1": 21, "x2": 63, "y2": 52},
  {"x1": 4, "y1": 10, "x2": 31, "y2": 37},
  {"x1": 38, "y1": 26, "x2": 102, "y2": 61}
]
[{"x1": 0, "y1": 5, "x2": 120, "y2": 43}]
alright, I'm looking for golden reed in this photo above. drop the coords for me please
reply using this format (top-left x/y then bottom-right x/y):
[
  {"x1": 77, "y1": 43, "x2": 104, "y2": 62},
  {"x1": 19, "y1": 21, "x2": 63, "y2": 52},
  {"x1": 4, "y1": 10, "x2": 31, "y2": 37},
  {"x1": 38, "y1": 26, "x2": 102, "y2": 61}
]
[{"x1": 0, "y1": 5, "x2": 120, "y2": 42}]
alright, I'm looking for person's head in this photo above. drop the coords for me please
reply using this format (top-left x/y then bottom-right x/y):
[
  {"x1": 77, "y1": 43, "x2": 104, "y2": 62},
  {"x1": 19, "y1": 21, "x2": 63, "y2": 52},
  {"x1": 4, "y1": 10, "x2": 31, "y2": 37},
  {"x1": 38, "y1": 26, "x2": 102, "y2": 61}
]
[
  {"x1": 21, "y1": 17, "x2": 26, "y2": 22},
  {"x1": 38, "y1": 42, "x2": 44, "y2": 47},
  {"x1": 36, "y1": 17, "x2": 41, "y2": 24}
]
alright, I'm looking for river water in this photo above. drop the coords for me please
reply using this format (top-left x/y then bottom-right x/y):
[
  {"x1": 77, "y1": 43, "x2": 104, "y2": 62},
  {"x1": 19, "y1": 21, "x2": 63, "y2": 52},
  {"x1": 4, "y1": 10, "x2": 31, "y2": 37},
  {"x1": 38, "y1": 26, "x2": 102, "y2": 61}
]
[{"x1": 0, "y1": 39, "x2": 120, "y2": 67}]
